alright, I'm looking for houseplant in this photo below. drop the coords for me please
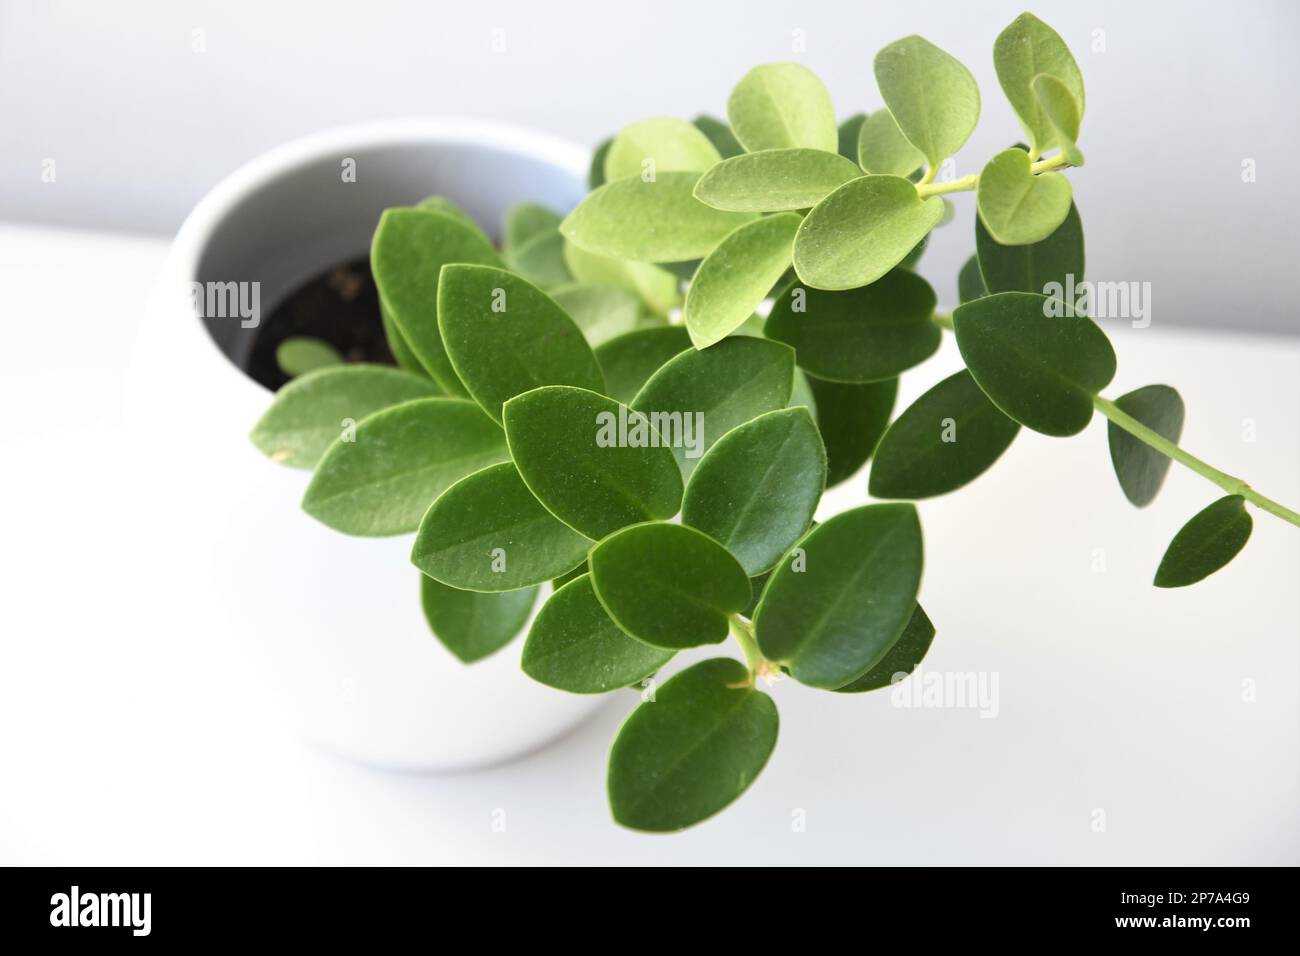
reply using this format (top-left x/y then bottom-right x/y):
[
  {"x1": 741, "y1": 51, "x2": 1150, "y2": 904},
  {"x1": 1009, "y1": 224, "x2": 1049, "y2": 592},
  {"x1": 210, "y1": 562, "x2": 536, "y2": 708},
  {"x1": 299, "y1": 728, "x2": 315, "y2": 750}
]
[{"x1": 251, "y1": 13, "x2": 1299, "y2": 829}]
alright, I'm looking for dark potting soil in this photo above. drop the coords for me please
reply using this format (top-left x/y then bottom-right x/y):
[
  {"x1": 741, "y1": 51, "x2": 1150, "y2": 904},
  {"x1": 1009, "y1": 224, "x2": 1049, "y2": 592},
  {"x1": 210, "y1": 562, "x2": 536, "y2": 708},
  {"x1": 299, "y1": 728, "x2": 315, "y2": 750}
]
[{"x1": 247, "y1": 258, "x2": 396, "y2": 391}]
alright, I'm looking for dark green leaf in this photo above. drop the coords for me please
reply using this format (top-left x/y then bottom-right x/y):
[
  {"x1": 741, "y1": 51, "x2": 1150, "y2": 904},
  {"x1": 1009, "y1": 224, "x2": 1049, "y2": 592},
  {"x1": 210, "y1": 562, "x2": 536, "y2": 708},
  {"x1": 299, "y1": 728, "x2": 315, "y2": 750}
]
[
  {"x1": 976, "y1": 201, "x2": 1084, "y2": 296},
  {"x1": 1154, "y1": 496, "x2": 1252, "y2": 588},
  {"x1": 958, "y1": 254, "x2": 988, "y2": 303},
  {"x1": 380, "y1": 299, "x2": 429, "y2": 376},
  {"x1": 1108, "y1": 385, "x2": 1186, "y2": 507},
  {"x1": 807, "y1": 375, "x2": 897, "y2": 487},
  {"x1": 592, "y1": 326, "x2": 692, "y2": 404},
  {"x1": 837, "y1": 113, "x2": 867, "y2": 162},
  {"x1": 420, "y1": 573, "x2": 536, "y2": 663},
  {"x1": 834, "y1": 604, "x2": 935, "y2": 693},
  {"x1": 693, "y1": 114, "x2": 745, "y2": 159},
  {"x1": 589, "y1": 137, "x2": 613, "y2": 190}
]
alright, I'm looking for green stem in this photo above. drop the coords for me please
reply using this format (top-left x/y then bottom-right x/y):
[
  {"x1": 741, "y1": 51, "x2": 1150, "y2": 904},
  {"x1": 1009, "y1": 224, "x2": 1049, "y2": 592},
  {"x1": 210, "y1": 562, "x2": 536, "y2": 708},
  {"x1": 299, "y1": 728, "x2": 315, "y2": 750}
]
[
  {"x1": 729, "y1": 615, "x2": 763, "y2": 681},
  {"x1": 1093, "y1": 396, "x2": 1300, "y2": 528},
  {"x1": 931, "y1": 310, "x2": 954, "y2": 331},
  {"x1": 915, "y1": 153, "x2": 1074, "y2": 199}
]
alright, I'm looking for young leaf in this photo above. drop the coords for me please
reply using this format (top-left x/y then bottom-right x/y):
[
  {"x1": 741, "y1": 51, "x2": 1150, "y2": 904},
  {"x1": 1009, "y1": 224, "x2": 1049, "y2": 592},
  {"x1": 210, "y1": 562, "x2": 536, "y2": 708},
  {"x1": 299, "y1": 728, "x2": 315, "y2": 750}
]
[
  {"x1": 503, "y1": 201, "x2": 562, "y2": 250},
  {"x1": 503, "y1": 386, "x2": 683, "y2": 539},
  {"x1": 868, "y1": 370, "x2": 1020, "y2": 499},
  {"x1": 608, "y1": 658, "x2": 778, "y2": 832},
  {"x1": 302, "y1": 397, "x2": 508, "y2": 536},
  {"x1": 755, "y1": 503, "x2": 923, "y2": 689},
  {"x1": 693, "y1": 149, "x2": 862, "y2": 212},
  {"x1": 682, "y1": 407, "x2": 826, "y2": 576},
  {"x1": 1032, "y1": 73, "x2": 1085, "y2": 166},
  {"x1": 504, "y1": 230, "x2": 572, "y2": 290},
  {"x1": 437, "y1": 264, "x2": 605, "y2": 423},
  {"x1": 420, "y1": 572, "x2": 537, "y2": 663},
  {"x1": 563, "y1": 241, "x2": 683, "y2": 316},
  {"x1": 953, "y1": 291, "x2": 1116, "y2": 436},
  {"x1": 549, "y1": 283, "x2": 644, "y2": 347},
  {"x1": 522, "y1": 574, "x2": 673, "y2": 693},
  {"x1": 873, "y1": 35, "x2": 980, "y2": 168},
  {"x1": 683, "y1": 213, "x2": 801, "y2": 348},
  {"x1": 590, "y1": 522, "x2": 751, "y2": 649},
  {"x1": 604, "y1": 116, "x2": 722, "y2": 182},
  {"x1": 592, "y1": 326, "x2": 692, "y2": 404},
  {"x1": 276, "y1": 336, "x2": 343, "y2": 377},
  {"x1": 993, "y1": 12, "x2": 1085, "y2": 156},
  {"x1": 1107, "y1": 385, "x2": 1186, "y2": 507},
  {"x1": 765, "y1": 270, "x2": 940, "y2": 383},
  {"x1": 807, "y1": 375, "x2": 897, "y2": 487},
  {"x1": 976, "y1": 148, "x2": 1072, "y2": 245},
  {"x1": 251, "y1": 364, "x2": 440, "y2": 469},
  {"x1": 411, "y1": 461, "x2": 591, "y2": 591},
  {"x1": 976, "y1": 201, "x2": 1084, "y2": 296},
  {"x1": 958, "y1": 254, "x2": 989, "y2": 303},
  {"x1": 560, "y1": 172, "x2": 756, "y2": 263},
  {"x1": 834, "y1": 604, "x2": 935, "y2": 693},
  {"x1": 1154, "y1": 496, "x2": 1252, "y2": 588},
  {"x1": 726, "y1": 62, "x2": 838, "y2": 153},
  {"x1": 793, "y1": 175, "x2": 945, "y2": 290},
  {"x1": 837, "y1": 113, "x2": 867, "y2": 162},
  {"x1": 693, "y1": 114, "x2": 745, "y2": 159},
  {"x1": 371, "y1": 208, "x2": 502, "y2": 393},
  {"x1": 856, "y1": 109, "x2": 925, "y2": 177},
  {"x1": 631, "y1": 336, "x2": 795, "y2": 478}
]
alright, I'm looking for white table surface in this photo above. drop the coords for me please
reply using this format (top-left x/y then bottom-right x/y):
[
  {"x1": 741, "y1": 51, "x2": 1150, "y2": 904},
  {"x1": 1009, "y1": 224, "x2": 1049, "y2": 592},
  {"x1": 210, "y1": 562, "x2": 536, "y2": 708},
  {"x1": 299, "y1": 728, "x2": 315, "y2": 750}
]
[{"x1": 1, "y1": 223, "x2": 1297, "y2": 865}]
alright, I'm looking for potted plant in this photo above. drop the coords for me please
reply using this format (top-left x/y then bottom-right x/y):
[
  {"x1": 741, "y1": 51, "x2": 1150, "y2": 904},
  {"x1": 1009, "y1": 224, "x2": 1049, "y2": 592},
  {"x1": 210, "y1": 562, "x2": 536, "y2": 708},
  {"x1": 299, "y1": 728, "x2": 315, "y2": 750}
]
[{"x1": 244, "y1": 13, "x2": 1297, "y2": 827}]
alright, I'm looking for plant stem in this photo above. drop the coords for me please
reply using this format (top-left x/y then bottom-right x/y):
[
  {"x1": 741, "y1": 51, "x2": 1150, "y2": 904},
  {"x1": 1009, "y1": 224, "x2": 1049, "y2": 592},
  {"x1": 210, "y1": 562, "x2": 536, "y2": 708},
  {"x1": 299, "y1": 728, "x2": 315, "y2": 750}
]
[
  {"x1": 915, "y1": 153, "x2": 1074, "y2": 199},
  {"x1": 1030, "y1": 153, "x2": 1072, "y2": 175},
  {"x1": 729, "y1": 615, "x2": 763, "y2": 681},
  {"x1": 931, "y1": 310, "x2": 954, "y2": 331},
  {"x1": 1092, "y1": 396, "x2": 1300, "y2": 528}
]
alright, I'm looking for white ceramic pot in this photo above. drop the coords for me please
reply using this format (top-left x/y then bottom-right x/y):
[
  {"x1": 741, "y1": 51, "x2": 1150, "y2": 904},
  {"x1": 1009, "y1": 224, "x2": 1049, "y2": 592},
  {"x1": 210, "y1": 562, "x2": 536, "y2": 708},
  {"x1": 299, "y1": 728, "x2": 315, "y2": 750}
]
[{"x1": 126, "y1": 118, "x2": 605, "y2": 770}]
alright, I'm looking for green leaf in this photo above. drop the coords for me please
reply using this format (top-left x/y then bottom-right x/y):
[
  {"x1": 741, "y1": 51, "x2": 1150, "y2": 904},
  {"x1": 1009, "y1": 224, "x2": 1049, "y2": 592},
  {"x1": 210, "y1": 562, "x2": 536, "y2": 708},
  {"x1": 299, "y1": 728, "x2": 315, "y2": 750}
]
[
  {"x1": 958, "y1": 254, "x2": 989, "y2": 303},
  {"x1": 693, "y1": 114, "x2": 745, "y2": 159},
  {"x1": 250, "y1": 364, "x2": 440, "y2": 469},
  {"x1": 302, "y1": 397, "x2": 508, "y2": 536},
  {"x1": 504, "y1": 230, "x2": 572, "y2": 290},
  {"x1": 793, "y1": 175, "x2": 945, "y2": 290},
  {"x1": 976, "y1": 148, "x2": 1072, "y2": 245},
  {"x1": 807, "y1": 375, "x2": 897, "y2": 487},
  {"x1": 503, "y1": 386, "x2": 683, "y2": 539},
  {"x1": 874, "y1": 35, "x2": 980, "y2": 168},
  {"x1": 371, "y1": 208, "x2": 502, "y2": 393},
  {"x1": 1107, "y1": 385, "x2": 1186, "y2": 507},
  {"x1": 726, "y1": 62, "x2": 838, "y2": 153},
  {"x1": 591, "y1": 522, "x2": 750, "y2": 649},
  {"x1": 592, "y1": 326, "x2": 692, "y2": 404},
  {"x1": 855, "y1": 109, "x2": 925, "y2": 177},
  {"x1": 563, "y1": 241, "x2": 683, "y2": 316},
  {"x1": 604, "y1": 116, "x2": 722, "y2": 182},
  {"x1": 868, "y1": 370, "x2": 1020, "y2": 499},
  {"x1": 417, "y1": 196, "x2": 491, "y2": 243},
  {"x1": 420, "y1": 573, "x2": 537, "y2": 663},
  {"x1": 380, "y1": 299, "x2": 428, "y2": 376},
  {"x1": 788, "y1": 368, "x2": 818, "y2": 413},
  {"x1": 755, "y1": 503, "x2": 923, "y2": 689},
  {"x1": 608, "y1": 657, "x2": 777, "y2": 832},
  {"x1": 560, "y1": 172, "x2": 757, "y2": 263},
  {"x1": 437, "y1": 264, "x2": 605, "y2": 423},
  {"x1": 275, "y1": 336, "x2": 343, "y2": 378},
  {"x1": 631, "y1": 336, "x2": 795, "y2": 478},
  {"x1": 503, "y1": 201, "x2": 562, "y2": 250},
  {"x1": 548, "y1": 283, "x2": 644, "y2": 347},
  {"x1": 993, "y1": 12, "x2": 1085, "y2": 156},
  {"x1": 683, "y1": 213, "x2": 800, "y2": 348},
  {"x1": 834, "y1": 604, "x2": 935, "y2": 693},
  {"x1": 765, "y1": 270, "x2": 940, "y2": 383},
  {"x1": 953, "y1": 291, "x2": 1116, "y2": 437},
  {"x1": 589, "y1": 137, "x2": 612, "y2": 190},
  {"x1": 682, "y1": 407, "x2": 826, "y2": 575},
  {"x1": 522, "y1": 574, "x2": 673, "y2": 693},
  {"x1": 552, "y1": 562, "x2": 588, "y2": 590},
  {"x1": 837, "y1": 113, "x2": 867, "y2": 161},
  {"x1": 1155, "y1": 496, "x2": 1253, "y2": 588},
  {"x1": 411, "y1": 461, "x2": 591, "y2": 591},
  {"x1": 693, "y1": 149, "x2": 862, "y2": 212},
  {"x1": 976, "y1": 200, "x2": 1084, "y2": 295},
  {"x1": 1032, "y1": 73, "x2": 1085, "y2": 166}
]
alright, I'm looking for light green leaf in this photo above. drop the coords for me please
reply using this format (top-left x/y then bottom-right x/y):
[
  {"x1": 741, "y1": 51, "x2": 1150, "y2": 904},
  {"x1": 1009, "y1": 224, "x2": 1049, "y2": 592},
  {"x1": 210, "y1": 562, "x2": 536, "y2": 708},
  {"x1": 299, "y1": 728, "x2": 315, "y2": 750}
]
[
  {"x1": 874, "y1": 35, "x2": 980, "y2": 168},
  {"x1": 523, "y1": 574, "x2": 674, "y2": 693},
  {"x1": 563, "y1": 241, "x2": 683, "y2": 316},
  {"x1": 976, "y1": 148, "x2": 1072, "y2": 245},
  {"x1": 1032, "y1": 73, "x2": 1085, "y2": 165},
  {"x1": 807, "y1": 375, "x2": 896, "y2": 487},
  {"x1": 549, "y1": 283, "x2": 644, "y2": 347},
  {"x1": 1107, "y1": 385, "x2": 1186, "y2": 507},
  {"x1": 755, "y1": 503, "x2": 923, "y2": 689},
  {"x1": 693, "y1": 149, "x2": 862, "y2": 212},
  {"x1": 560, "y1": 171, "x2": 757, "y2": 263},
  {"x1": 302, "y1": 397, "x2": 508, "y2": 536},
  {"x1": 275, "y1": 336, "x2": 342, "y2": 378},
  {"x1": 503, "y1": 386, "x2": 683, "y2": 539},
  {"x1": 504, "y1": 229, "x2": 572, "y2": 290},
  {"x1": 437, "y1": 264, "x2": 604, "y2": 423},
  {"x1": 976, "y1": 200, "x2": 1084, "y2": 295},
  {"x1": 411, "y1": 461, "x2": 590, "y2": 591},
  {"x1": 417, "y1": 196, "x2": 491, "y2": 243},
  {"x1": 953, "y1": 291, "x2": 1116, "y2": 436},
  {"x1": 420, "y1": 573, "x2": 537, "y2": 663},
  {"x1": 727, "y1": 62, "x2": 838, "y2": 153},
  {"x1": 958, "y1": 254, "x2": 989, "y2": 303},
  {"x1": 1154, "y1": 496, "x2": 1253, "y2": 588},
  {"x1": 692, "y1": 114, "x2": 745, "y2": 159},
  {"x1": 503, "y1": 201, "x2": 562, "y2": 250},
  {"x1": 683, "y1": 213, "x2": 800, "y2": 348},
  {"x1": 793, "y1": 175, "x2": 944, "y2": 290},
  {"x1": 993, "y1": 12, "x2": 1085, "y2": 156},
  {"x1": 590, "y1": 522, "x2": 750, "y2": 649},
  {"x1": 592, "y1": 326, "x2": 692, "y2": 404},
  {"x1": 682, "y1": 407, "x2": 826, "y2": 575},
  {"x1": 856, "y1": 109, "x2": 925, "y2": 176},
  {"x1": 251, "y1": 364, "x2": 440, "y2": 469},
  {"x1": 834, "y1": 604, "x2": 935, "y2": 693},
  {"x1": 608, "y1": 658, "x2": 778, "y2": 832},
  {"x1": 868, "y1": 369, "x2": 1020, "y2": 499},
  {"x1": 765, "y1": 270, "x2": 939, "y2": 382},
  {"x1": 604, "y1": 116, "x2": 722, "y2": 182}
]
